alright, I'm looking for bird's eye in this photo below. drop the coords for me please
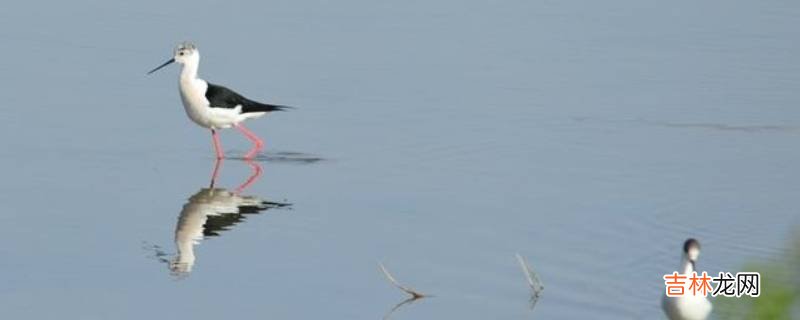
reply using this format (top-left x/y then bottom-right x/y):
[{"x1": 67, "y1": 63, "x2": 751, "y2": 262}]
[{"x1": 179, "y1": 52, "x2": 184, "y2": 56}]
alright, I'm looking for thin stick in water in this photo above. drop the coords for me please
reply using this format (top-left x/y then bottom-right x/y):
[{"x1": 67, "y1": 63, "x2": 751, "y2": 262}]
[
  {"x1": 379, "y1": 262, "x2": 427, "y2": 299},
  {"x1": 516, "y1": 253, "x2": 544, "y2": 309}
]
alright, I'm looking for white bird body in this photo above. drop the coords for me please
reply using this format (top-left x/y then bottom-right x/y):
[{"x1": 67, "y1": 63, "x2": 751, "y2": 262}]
[
  {"x1": 177, "y1": 55, "x2": 265, "y2": 130},
  {"x1": 662, "y1": 294, "x2": 712, "y2": 320}
]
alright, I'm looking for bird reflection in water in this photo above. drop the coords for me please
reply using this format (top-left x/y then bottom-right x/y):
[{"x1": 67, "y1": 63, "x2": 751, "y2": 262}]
[{"x1": 152, "y1": 159, "x2": 290, "y2": 278}]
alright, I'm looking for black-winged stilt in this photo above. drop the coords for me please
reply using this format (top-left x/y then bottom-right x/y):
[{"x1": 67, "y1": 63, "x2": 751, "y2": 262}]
[
  {"x1": 148, "y1": 42, "x2": 292, "y2": 159},
  {"x1": 662, "y1": 238, "x2": 713, "y2": 320}
]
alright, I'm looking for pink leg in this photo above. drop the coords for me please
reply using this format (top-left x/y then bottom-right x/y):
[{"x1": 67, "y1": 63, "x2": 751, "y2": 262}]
[
  {"x1": 211, "y1": 129, "x2": 225, "y2": 159},
  {"x1": 234, "y1": 124, "x2": 264, "y2": 160},
  {"x1": 209, "y1": 158, "x2": 223, "y2": 188},
  {"x1": 235, "y1": 160, "x2": 263, "y2": 194}
]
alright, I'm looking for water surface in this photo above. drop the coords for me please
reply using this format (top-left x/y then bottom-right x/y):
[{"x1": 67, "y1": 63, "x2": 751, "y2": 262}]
[{"x1": 0, "y1": 0, "x2": 798, "y2": 319}]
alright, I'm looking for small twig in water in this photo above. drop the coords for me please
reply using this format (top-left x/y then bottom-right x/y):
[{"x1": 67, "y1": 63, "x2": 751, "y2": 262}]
[
  {"x1": 379, "y1": 262, "x2": 427, "y2": 299},
  {"x1": 516, "y1": 253, "x2": 544, "y2": 309}
]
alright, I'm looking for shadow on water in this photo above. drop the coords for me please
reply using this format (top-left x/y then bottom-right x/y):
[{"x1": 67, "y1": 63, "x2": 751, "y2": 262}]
[
  {"x1": 382, "y1": 297, "x2": 426, "y2": 320},
  {"x1": 144, "y1": 159, "x2": 291, "y2": 279},
  {"x1": 570, "y1": 116, "x2": 800, "y2": 133},
  {"x1": 642, "y1": 120, "x2": 800, "y2": 133},
  {"x1": 226, "y1": 150, "x2": 326, "y2": 164}
]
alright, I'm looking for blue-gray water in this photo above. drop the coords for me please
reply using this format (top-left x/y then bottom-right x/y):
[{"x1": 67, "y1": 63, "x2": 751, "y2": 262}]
[{"x1": 1, "y1": 0, "x2": 798, "y2": 319}]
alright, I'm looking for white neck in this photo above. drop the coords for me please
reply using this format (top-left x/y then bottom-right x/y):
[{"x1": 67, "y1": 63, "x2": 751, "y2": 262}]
[
  {"x1": 679, "y1": 256, "x2": 694, "y2": 274},
  {"x1": 181, "y1": 60, "x2": 199, "y2": 81}
]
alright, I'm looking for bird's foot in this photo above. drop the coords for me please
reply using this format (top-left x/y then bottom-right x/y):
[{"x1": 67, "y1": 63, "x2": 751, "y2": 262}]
[
  {"x1": 243, "y1": 148, "x2": 261, "y2": 160},
  {"x1": 243, "y1": 142, "x2": 265, "y2": 160}
]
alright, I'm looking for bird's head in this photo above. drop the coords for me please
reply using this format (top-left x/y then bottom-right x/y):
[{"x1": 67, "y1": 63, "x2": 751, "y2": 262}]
[
  {"x1": 683, "y1": 238, "x2": 701, "y2": 265},
  {"x1": 173, "y1": 42, "x2": 199, "y2": 65},
  {"x1": 147, "y1": 41, "x2": 200, "y2": 75}
]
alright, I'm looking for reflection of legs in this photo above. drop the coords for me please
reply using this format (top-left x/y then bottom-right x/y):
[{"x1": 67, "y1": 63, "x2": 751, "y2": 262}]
[
  {"x1": 211, "y1": 129, "x2": 224, "y2": 159},
  {"x1": 235, "y1": 160, "x2": 263, "y2": 194},
  {"x1": 209, "y1": 158, "x2": 223, "y2": 188},
  {"x1": 234, "y1": 124, "x2": 264, "y2": 160}
]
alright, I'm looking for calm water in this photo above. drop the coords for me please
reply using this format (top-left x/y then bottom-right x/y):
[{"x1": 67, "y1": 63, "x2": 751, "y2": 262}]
[{"x1": 1, "y1": 0, "x2": 798, "y2": 319}]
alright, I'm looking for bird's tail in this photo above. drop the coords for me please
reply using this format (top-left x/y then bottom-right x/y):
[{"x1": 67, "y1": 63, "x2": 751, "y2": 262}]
[{"x1": 243, "y1": 101, "x2": 294, "y2": 113}]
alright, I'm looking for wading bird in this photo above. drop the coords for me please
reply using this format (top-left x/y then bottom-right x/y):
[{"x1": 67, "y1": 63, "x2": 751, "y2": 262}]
[
  {"x1": 662, "y1": 238, "x2": 712, "y2": 320},
  {"x1": 148, "y1": 42, "x2": 291, "y2": 159}
]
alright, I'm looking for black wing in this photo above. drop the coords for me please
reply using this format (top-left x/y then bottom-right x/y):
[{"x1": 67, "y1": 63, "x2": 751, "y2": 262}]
[
  {"x1": 202, "y1": 201, "x2": 291, "y2": 237},
  {"x1": 205, "y1": 82, "x2": 292, "y2": 113}
]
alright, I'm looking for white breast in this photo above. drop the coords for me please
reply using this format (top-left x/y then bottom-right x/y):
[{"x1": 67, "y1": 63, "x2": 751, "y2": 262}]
[
  {"x1": 662, "y1": 294, "x2": 712, "y2": 320},
  {"x1": 178, "y1": 78, "x2": 214, "y2": 129},
  {"x1": 178, "y1": 78, "x2": 248, "y2": 130}
]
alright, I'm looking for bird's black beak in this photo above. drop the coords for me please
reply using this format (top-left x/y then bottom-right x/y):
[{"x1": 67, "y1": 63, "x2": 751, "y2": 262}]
[{"x1": 147, "y1": 58, "x2": 175, "y2": 75}]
